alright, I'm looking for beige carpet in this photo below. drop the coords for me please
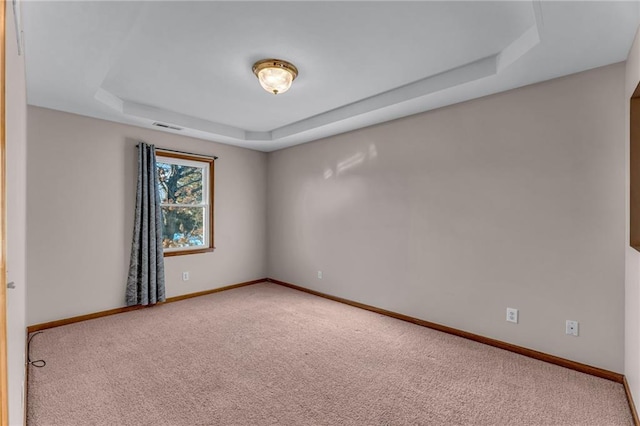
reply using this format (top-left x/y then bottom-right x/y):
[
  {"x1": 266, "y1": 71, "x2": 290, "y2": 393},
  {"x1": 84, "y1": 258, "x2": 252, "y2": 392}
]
[{"x1": 27, "y1": 282, "x2": 632, "y2": 425}]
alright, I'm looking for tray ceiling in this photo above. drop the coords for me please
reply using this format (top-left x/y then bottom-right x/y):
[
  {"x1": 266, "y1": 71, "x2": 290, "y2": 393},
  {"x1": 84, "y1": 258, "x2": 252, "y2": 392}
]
[{"x1": 22, "y1": 1, "x2": 640, "y2": 152}]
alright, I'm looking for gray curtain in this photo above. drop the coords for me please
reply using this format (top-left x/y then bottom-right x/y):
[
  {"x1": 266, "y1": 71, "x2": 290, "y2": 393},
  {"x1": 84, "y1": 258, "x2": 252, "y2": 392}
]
[{"x1": 126, "y1": 142, "x2": 166, "y2": 306}]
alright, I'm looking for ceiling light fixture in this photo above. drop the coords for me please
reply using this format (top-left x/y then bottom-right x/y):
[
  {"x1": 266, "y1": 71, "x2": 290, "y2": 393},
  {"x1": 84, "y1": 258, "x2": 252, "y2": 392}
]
[{"x1": 252, "y1": 58, "x2": 298, "y2": 95}]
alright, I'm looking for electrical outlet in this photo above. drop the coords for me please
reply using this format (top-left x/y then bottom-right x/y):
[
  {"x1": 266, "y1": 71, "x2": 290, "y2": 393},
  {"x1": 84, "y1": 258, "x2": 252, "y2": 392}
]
[
  {"x1": 182, "y1": 272, "x2": 189, "y2": 281},
  {"x1": 566, "y1": 320, "x2": 579, "y2": 336},
  {"x1": 317, "y1": 270, "x2": 323, "y2": 279},
  {"x1": 506, "y1": 308, "x2": 518, "y2": 324}
]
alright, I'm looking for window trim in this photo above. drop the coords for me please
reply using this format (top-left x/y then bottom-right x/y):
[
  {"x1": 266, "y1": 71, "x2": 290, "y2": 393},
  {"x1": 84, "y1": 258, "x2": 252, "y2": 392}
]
[{"x1": 156, "y1": 150, "x2": 215, "y2": 257}]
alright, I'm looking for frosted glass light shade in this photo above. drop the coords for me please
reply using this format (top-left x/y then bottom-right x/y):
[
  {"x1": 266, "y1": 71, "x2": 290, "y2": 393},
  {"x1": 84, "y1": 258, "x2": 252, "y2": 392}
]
[
  {"x1": 252, "y1": 59, "x2": 298, "y2": 95},
  {"x1": 257, "y1": 67, "x2": 294, "y2": 95}
]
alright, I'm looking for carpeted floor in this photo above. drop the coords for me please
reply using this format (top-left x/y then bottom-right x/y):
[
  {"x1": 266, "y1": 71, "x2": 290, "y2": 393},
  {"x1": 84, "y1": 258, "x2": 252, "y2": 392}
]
[{"x1": 27, "y1": 282, "x2": 632, "y2": 425}]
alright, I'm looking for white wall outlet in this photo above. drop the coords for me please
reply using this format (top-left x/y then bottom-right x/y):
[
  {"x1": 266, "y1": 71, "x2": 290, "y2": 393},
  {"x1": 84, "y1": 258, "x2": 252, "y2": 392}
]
[
  {"x1": 317, "y1": 270, "x2": 323, "y2": 279},
  {"x1": 182, "y1": 271, "x2": 189, "y2": 281},
  {"x1": 506, "y1": 308, "x2": 518, "y2": 323},
  {"x1": 566, "y1": 320, "x2": 579, "y2": 336}
]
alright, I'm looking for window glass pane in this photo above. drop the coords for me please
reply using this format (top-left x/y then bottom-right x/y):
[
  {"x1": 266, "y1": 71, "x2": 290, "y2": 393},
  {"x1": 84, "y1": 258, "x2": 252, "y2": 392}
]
[
  {"x1": 157, "y1": 162, "x2": 204, "y2": 205},
  {"x1": 161, "y1": 206, "x2": 206, "y2": 249}
]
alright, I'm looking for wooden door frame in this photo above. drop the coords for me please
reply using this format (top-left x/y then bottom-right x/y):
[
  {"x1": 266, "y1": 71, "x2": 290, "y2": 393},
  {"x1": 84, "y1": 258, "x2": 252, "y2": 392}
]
[
  {"x1": 631, "y1": 83, "x2": 640, "y2": 251},
  {"x1": 0, "y1": 0, "x2": 8, "y2": 424}
]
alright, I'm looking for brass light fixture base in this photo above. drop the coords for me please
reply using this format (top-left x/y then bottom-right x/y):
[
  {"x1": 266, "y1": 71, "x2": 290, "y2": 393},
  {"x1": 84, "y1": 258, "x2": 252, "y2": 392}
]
[{"x1": 252, "y1": 59, "x2": 298, "y2": 80}]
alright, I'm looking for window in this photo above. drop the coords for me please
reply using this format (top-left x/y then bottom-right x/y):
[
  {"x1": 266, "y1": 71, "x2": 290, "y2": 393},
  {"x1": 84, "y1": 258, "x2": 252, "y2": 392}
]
[{"x1": 156, "y1": 151, "x2": 214, "y2": 256}]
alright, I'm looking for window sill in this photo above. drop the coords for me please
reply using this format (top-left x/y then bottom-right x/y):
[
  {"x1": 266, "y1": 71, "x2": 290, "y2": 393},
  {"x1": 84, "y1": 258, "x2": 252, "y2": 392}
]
[{"x1": 164, "y1": 247, "x2": 215, "y2": 257}]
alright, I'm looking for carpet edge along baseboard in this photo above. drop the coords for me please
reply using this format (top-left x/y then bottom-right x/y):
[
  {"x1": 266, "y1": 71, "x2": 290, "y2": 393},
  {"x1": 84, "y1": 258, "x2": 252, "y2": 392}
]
[
  {"x1": 28, "y1": 276, "x2": 625, "y2": 384},
  {"x1": 26, "y1": 278, "x2": 267, "y2": 333},
  {"x1": 26, "y1": 277, "x2": 627, "y2": 385},
  {"x1": 266, "y1": 278, "x2": 624, "y2": 384}
]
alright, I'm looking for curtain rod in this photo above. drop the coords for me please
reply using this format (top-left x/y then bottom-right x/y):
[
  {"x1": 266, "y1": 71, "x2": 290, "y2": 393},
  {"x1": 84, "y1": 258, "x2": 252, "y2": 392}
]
[{"x1": 136, "y1": 144, "x2": 219, "y2": 160}]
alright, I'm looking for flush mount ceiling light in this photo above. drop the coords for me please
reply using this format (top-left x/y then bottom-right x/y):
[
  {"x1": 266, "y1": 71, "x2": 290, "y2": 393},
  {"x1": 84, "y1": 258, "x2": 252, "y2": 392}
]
[{"x1": 252, "y1": 58, "x2": 298, "y2": 95}]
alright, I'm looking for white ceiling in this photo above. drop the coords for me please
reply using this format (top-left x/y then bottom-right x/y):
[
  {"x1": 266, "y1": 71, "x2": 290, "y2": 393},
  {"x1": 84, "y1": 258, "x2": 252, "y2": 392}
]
[{"x1": 21, "y1": 1, "x2": 640, "y2": 152}]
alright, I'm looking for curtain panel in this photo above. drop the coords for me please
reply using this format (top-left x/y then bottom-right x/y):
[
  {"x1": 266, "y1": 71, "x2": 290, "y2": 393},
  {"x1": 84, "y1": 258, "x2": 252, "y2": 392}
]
[{"x1": 126, "y1": 142, "x2": 166, "y2": 306}]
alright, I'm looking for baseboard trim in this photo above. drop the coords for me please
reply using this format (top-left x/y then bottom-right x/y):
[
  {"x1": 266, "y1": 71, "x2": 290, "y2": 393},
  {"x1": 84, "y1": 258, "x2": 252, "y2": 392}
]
[
  {"x1": 27, "y1": 278, "x2": 267, "y2": 333},
  {"x1": 27, "y1": 305, "x2": 147, "y2": 333},
  {"x1": 164, "y1": 279, "x2": 265, "y2": 303},
  {"x1": 267, "y1": 278, "x2": 624, "y2": 384},
  {"x1": 624, "y1": 376, "x2": 640, "y2": 426}
]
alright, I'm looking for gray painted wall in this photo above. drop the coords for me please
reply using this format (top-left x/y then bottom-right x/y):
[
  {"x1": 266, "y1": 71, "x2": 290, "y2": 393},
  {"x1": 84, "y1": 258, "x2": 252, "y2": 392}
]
[
  {"x1": 7, "y1": 3, "x2": 27, "y2": 425},
  {"x1": 26, "y1": 107, "x2": 268, "y2": 325},
  {"x1": 267, "y1": 63, "x2": 626, "y2": 373}
]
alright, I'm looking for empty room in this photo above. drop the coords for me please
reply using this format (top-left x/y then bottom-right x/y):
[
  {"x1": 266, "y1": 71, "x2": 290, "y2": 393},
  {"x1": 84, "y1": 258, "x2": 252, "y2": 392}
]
[{"x1": 2, "y1": 0, "x2": 640, "y2": 425}]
